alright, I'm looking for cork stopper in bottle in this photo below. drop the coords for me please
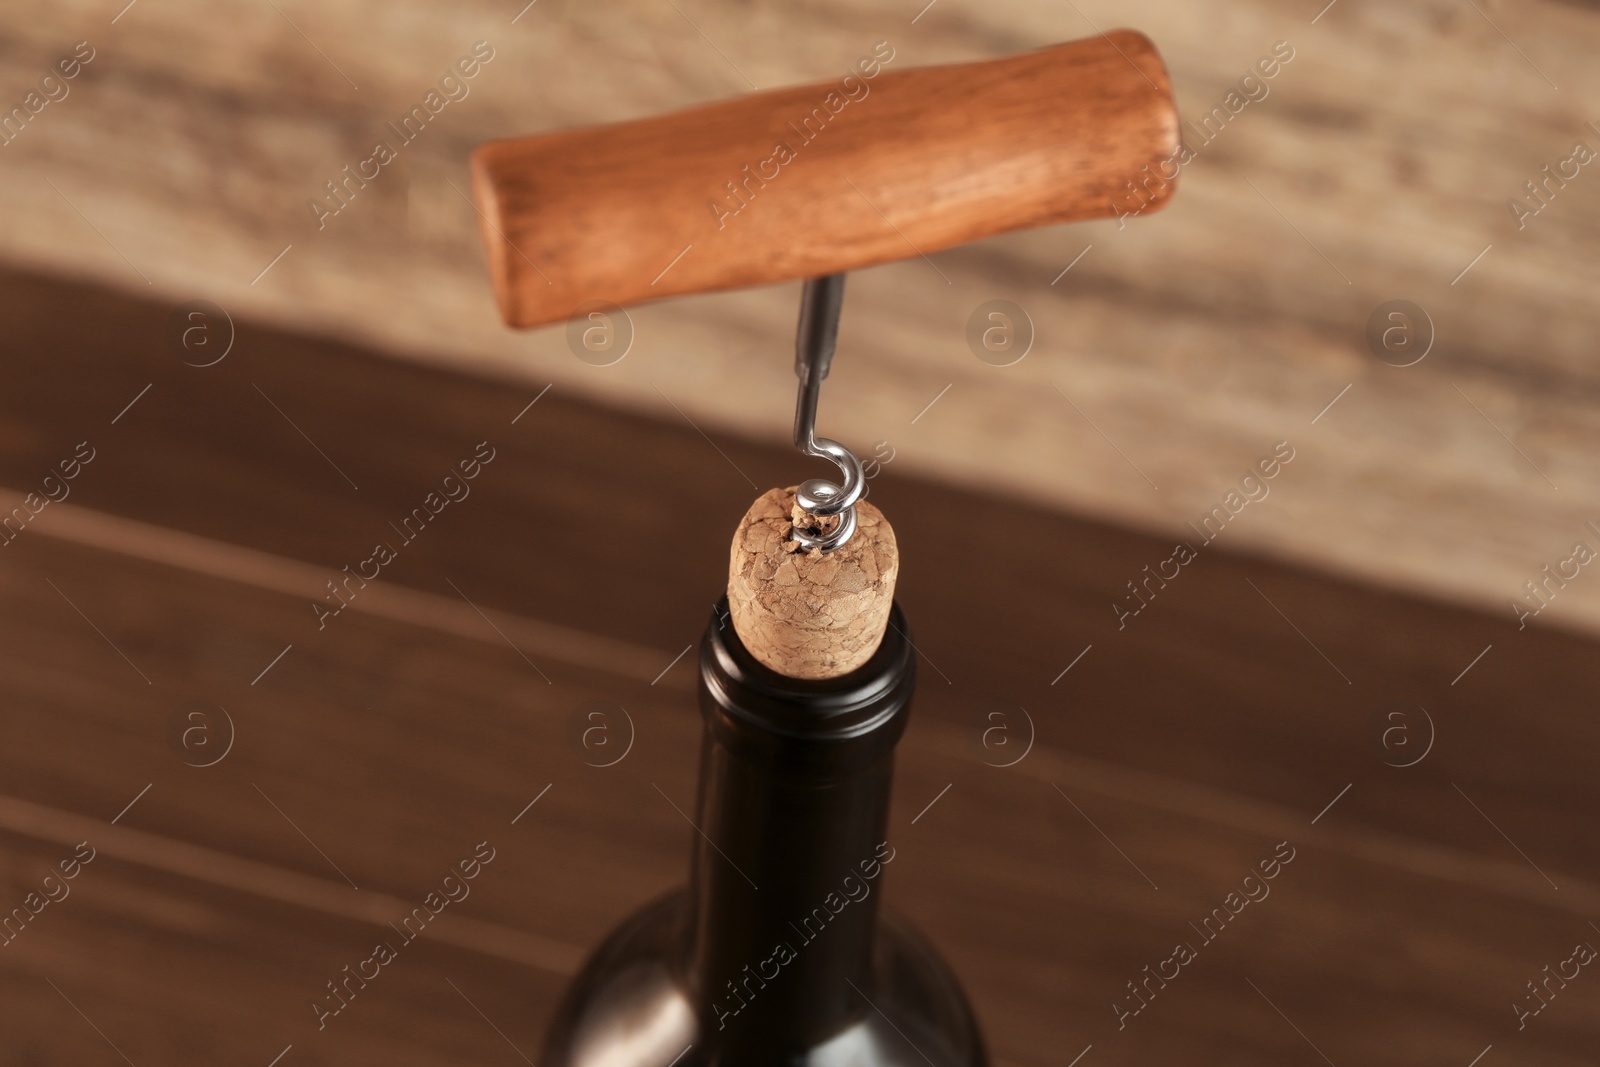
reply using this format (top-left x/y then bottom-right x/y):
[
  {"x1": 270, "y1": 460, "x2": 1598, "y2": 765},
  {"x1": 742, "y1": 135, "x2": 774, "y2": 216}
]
[{"x1": 727, "y1": 486, "x2": 899, "y2": 680}]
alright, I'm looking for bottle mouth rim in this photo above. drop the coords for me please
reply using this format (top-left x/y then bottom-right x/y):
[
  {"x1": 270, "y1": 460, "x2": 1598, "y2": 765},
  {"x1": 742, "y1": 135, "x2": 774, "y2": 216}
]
[{"x1": 699, "y1": 595, "x2": 915, "y2": 745}]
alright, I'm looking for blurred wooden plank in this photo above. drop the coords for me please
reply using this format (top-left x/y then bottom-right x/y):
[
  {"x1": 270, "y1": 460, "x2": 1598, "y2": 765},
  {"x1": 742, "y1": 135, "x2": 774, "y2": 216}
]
[
  {"x1": 16, "y1": 495, "x2": 679, "y2": 684},
  {"x1": 0, "y1": 791, "x2": 584, "y2": 976},
  {"x1": 0, "y1": 534, "x2": 698, "y2": 955},
  {"x1": 0, "y1": 833, "x2": 566, "y2": 1066}
]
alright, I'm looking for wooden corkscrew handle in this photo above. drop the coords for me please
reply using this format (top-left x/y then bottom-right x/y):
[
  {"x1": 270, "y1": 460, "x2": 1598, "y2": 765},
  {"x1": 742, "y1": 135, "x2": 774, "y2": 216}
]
[{"x1": 470, "y1": 30, "x2": 1179, "y2": 329}]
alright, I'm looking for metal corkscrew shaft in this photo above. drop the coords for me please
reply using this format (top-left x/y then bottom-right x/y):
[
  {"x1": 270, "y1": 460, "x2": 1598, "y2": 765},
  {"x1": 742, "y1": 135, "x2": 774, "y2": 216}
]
[{"x1": 791, "y1": 274, "x2": 865, "y2": 552}]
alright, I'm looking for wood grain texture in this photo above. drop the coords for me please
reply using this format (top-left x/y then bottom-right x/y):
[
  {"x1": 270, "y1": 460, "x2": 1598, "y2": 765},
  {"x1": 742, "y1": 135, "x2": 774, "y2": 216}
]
[
  {"x1": 1, "y1": 0, "x2": 1599, "y2": 646},
  {"x1": 470, "y1": 32, "x2": 1178, "y2": 327},
  {"x1": 0, "y1": 266, "x2": 1596, "y2": 1064}
]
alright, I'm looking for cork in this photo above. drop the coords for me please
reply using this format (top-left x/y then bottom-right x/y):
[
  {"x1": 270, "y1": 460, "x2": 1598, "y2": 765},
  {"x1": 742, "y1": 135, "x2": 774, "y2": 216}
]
[{"x1": 727, "y1": 486, "x2": 899, "y2": 680}]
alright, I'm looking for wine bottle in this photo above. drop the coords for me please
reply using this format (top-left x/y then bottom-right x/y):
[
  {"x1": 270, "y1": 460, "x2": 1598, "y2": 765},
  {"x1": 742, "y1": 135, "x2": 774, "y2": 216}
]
[{"x1": 540, "y1": 597, "x2": 986, "y2": 1066}]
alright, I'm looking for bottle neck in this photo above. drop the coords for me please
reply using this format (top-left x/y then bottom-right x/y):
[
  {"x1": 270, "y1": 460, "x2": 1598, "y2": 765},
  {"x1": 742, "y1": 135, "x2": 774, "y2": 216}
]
[{"x1": 684, "y1": 597, "x2": 915, "y2": 1051}]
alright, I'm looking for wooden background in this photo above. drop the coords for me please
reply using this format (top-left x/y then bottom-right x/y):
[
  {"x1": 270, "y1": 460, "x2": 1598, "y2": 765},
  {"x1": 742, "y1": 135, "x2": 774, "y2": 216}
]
[
  {"x1": 0, "y1": 265, "x2": 1596, "y2": 1064},
  {"x1": 0, "y1": 0, "x2": 1598, "y2": 640}
]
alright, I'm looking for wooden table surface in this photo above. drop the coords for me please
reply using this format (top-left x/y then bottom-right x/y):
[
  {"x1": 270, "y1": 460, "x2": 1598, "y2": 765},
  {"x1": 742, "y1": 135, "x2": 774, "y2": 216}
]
[{"x1": 0, "y1": 265, "x2": 1595, "y2": 1065}]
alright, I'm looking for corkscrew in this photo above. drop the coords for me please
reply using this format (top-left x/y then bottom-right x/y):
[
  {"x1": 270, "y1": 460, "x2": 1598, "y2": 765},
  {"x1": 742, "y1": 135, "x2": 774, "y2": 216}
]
[
  {"x1": 470, "y1": 26, "x2": 1180, "y2": 1063},
  {"x1": 790, "y1": 274, "x2": 865, "y2": 552}
]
